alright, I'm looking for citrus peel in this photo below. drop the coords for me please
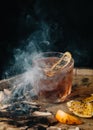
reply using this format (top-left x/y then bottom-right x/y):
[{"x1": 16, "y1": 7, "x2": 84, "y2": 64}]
[{"x1": 55, "y1": 110, "x2": 83, "y2": 125}]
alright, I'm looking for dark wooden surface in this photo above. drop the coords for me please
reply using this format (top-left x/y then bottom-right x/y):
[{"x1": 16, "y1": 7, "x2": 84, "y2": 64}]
[
  {"x1": 45, "y1": 68, "x2": 93, "y2": 130},
  {"x1": 0, "y1": 68, "x2": 93, "y2": 130}
]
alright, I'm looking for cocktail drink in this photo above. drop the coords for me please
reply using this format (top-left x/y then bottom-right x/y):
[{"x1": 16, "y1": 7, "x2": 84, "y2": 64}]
[{"x1": 33, "y1": 52, "x2": 74, "y2": 103}]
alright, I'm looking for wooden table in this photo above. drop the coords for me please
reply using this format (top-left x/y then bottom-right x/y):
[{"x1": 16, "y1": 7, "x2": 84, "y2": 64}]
[
  {"x1": 0, "y1": 68, "x2": 93, "y2": 130},
  {"x1": 47, "y1": 68, "x2": 93, "y2": 130}
]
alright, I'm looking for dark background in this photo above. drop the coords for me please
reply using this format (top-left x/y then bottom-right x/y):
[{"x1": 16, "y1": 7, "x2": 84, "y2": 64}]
[{"x1": 0, "y1": 0, "x2": 93, "y2": 79}]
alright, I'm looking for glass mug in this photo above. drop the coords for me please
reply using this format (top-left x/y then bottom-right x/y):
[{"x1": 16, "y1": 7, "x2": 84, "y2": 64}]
[{"x1": 32, "y1": 52, "x2": 74, "y2": 103}]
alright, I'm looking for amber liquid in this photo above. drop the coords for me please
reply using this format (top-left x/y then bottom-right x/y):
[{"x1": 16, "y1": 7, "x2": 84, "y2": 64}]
[{"x1": 34, "y1": 57, "x2": 74, "y2": 103}]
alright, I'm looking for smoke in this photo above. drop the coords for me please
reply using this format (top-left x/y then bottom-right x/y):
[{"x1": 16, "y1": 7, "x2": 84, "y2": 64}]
[
  {"x1": 2, "y1": 52, "x2": 45, "y2": 103},
  {"x1": 2, "y1": 22, "x2": 54, "y2": 103},
  {"x1": 3, "y1": 22, "x2": 52, "y2": 77},
  {"x1": 7, "y1": 62, "x2": 44, "y2": 103}
]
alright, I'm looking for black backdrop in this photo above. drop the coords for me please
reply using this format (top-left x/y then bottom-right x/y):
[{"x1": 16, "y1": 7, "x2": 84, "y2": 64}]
[{"x1": 0, "y1": 0, "x2": 93, "y2": 79}]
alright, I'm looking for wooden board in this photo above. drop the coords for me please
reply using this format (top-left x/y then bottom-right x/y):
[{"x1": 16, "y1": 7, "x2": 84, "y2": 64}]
[
  {"x1": 0, "y1": 68, "x2": 93, "y2": 130},
  {"x1": 46, "y1": 69, "x2": 93, "y2": 130}
]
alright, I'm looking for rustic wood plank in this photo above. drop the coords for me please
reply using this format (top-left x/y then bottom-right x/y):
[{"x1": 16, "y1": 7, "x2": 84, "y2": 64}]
[
  {"x1": 0, "y1": 68, "x2": 93, "y2": 90},
  {"x1": 0, "y1": 73, "x2": 25, "y2": 91},
  {"x1": 73, "y1": 68, "x2": 93, "y2": 76},
  {"x1": 0, "y1": 68, "x2": 93, "y2": 130}
]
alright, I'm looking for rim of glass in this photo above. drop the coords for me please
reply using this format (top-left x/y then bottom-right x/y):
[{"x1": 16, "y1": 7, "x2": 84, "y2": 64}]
[{"x1": 33, "y1": 51, "x2": 74, "y2": 71}]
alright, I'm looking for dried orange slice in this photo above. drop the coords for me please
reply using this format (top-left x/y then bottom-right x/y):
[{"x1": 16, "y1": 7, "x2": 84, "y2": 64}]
[
  {"x1": 67, "y1": 100, "x2": 93, "y2": 118},
  {"x1": 55, "y1": 110, "x2": 83, "y2": 125},
  {"x1": 51, "y1": 51, "x2": 72, "y2": 70},
  {"x1": 45, "y1": 51, "x2": 72, "y2": 77}
]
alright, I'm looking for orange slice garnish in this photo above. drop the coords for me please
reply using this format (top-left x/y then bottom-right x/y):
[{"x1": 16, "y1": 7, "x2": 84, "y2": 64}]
[
  {"x1": 45, "y1": 51, "x2": 72, "y2": 77},
  {"x1": 55, "y1": 110, "x2": 83, "y2": 125}
]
